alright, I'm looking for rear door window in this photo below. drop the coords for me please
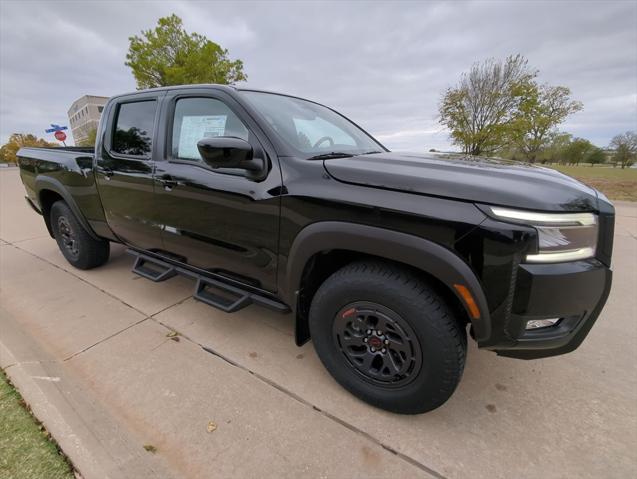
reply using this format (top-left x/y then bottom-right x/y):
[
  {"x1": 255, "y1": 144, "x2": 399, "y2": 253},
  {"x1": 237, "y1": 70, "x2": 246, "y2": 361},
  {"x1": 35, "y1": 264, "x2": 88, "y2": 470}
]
[{"x1": 112, "y1": 101, "x2": 157, "y2": 157}]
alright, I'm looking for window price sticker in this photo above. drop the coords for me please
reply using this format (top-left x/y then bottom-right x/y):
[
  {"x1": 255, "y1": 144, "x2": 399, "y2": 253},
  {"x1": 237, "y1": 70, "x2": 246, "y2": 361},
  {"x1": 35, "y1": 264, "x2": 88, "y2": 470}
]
[{"x1": 178, "y1": 115, "x2": 227, "y2": 159}]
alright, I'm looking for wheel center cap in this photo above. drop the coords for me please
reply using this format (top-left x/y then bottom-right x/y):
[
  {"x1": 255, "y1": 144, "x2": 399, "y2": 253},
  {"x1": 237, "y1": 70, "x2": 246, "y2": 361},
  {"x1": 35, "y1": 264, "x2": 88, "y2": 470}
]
[{"x1": 368, "y1": 336, "x2": 382, "y2": 349}]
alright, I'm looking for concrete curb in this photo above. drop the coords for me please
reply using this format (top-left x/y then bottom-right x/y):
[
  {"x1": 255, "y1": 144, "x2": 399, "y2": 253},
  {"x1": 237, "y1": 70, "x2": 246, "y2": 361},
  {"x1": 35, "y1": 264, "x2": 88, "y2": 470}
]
[{"x1": 0, "y1": 306, "x2": 176, "y2": 479}]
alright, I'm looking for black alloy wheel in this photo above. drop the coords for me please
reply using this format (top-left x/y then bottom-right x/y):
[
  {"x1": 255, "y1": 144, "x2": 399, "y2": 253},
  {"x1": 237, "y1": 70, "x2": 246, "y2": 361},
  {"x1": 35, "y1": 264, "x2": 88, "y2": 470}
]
[
  {"x1": 57, "y1": 215, "x2": 80, "y2": 259},
  {"x1": 333, "y1": 301, "x2": 422, "y2": 387}
]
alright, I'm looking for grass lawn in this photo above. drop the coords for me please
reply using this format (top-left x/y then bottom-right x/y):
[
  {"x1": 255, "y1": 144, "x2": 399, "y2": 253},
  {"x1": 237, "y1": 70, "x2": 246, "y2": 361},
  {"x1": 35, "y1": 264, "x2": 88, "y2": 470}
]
[
  {"x1": 548, "y1": 165, "x2": 637, "y2": 202},
  {"x1": 0, "y1": 370, "x2": 74, "y2": 479}
]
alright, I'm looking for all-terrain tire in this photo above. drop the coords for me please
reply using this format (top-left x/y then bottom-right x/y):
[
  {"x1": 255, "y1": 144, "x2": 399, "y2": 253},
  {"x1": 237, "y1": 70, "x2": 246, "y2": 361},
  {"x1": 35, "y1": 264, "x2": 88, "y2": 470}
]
[
  {"x1": 309, "y1": 260, "x2": 467, "y2": 414},
  {"x1": 50, "y1": 201, "x2": 110, "y2": 270}
]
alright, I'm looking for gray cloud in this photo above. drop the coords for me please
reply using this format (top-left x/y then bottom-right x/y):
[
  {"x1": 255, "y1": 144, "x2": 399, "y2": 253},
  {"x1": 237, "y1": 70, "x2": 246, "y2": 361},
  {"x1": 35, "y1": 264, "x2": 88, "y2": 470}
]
[{"x1": 1, "y1": 0, "x2": 635, "y2": 150}]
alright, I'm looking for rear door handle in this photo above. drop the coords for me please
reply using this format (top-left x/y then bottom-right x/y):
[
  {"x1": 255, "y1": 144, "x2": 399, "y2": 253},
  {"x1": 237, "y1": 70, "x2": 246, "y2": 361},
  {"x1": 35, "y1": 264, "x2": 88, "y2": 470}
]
[{"x1": 157, "y1": 174, "x2": 178, "y2": 191}]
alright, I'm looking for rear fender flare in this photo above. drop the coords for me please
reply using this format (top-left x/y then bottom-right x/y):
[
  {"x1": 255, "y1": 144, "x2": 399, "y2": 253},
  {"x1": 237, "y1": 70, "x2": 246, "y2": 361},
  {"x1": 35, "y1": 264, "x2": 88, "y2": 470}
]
[
  {"x1": 35, "y1": 176, "x2": 100, "y2": 240},
  {"x1": 285, "y1": 221, "x2": 491, "y2": 343}
]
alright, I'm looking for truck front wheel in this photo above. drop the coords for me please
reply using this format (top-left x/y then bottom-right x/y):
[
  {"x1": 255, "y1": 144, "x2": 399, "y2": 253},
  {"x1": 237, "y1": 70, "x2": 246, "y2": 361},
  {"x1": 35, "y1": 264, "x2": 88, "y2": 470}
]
[
  {"x1": 309, "y1": 261, "x2": 467, "y2": 414},
  {"x1": 50, "y1": 201, "x2": 110, "y2": 270}
]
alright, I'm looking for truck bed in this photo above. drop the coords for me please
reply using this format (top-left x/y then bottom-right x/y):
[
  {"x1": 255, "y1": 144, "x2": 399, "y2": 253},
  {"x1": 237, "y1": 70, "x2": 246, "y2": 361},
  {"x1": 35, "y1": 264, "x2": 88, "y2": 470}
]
[
  {"x1": 17, "y1": 146, "x2": 107, "y2": 238},
  {"x1": 17, "y1": 146, "x2": 94, "y2": 162}
]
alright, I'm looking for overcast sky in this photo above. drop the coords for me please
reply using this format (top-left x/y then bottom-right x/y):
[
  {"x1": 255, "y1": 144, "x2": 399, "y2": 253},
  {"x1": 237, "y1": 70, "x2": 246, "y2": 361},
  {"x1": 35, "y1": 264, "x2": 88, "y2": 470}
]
[{"x1": 1, "y1": 0, "x2": 636, "y2": 150}]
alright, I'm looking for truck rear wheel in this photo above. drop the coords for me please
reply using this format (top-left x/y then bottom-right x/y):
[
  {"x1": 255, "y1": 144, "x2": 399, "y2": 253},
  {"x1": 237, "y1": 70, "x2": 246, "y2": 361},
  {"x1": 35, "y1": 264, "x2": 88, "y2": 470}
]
[
  {"x1": 309, "y1": 261, "x2": 467, "y2": 414},
  {"x1": 50, "y1": 201, "x2": 110, "y2": 270}
]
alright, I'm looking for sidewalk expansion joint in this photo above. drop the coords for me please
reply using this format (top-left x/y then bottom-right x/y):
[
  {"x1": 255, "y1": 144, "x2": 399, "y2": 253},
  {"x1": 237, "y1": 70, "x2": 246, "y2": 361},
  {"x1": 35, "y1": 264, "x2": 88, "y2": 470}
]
[
  {"x1": 149, "y1": 319, "x2": 448, "y2": 479},
  {"x1": 8, "y1": 241, "x2": 445, "y2": 477},
  {"x1": 9, "y1": 243, "x2": 148, "y2": 317},
  {"x1": 8, "y1": 235, "x2": 51, "y2": 244},
  {"x1": 150, "y1": 295, "x2": 193, "y2": 318},
  {"x1": 199, "y1": 343, "x2": 447, "y2": 479},
  {"x1": 63, "y1": 317, "x2": 150, "y2": 362},
  {"x1": 2, "y1": 359, "x2": 59, "y2": 371},
  {"x1": 9, "y1": 242, "x2": 196, "y2": 319}
]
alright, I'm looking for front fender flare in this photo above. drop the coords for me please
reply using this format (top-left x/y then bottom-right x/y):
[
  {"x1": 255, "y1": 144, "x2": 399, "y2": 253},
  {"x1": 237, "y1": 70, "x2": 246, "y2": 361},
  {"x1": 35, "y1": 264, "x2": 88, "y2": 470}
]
[{"x1": 285, "y1": 221, "x2": 491, "y2": 343}]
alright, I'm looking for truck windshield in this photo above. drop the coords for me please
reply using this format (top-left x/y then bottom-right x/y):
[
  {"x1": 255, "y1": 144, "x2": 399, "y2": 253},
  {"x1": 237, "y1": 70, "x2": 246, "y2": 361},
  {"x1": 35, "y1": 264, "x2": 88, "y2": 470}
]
[{"x1": 241, "y1": 91, "x2": 385, "y2": 158}]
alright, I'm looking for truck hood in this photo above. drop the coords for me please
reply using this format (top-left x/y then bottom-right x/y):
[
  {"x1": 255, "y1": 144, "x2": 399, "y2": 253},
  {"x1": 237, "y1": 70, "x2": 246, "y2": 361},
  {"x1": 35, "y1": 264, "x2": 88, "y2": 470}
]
[{"x1": 323, "y1": 152, "x2": 599, "y2": 212}]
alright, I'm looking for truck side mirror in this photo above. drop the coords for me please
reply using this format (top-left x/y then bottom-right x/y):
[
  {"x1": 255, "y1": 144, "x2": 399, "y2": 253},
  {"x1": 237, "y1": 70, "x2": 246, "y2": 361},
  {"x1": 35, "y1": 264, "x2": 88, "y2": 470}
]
[{"x1": 197, "y1": 137, "x2": 262, "y2": 175}]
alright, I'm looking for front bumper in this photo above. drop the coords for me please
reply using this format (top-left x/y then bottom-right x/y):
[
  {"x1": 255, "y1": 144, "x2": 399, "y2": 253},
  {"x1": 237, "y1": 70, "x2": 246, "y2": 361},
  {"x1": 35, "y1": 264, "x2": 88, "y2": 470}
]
[{"x1": 491, "y1": 259, "x2": 612, "y2": 359}]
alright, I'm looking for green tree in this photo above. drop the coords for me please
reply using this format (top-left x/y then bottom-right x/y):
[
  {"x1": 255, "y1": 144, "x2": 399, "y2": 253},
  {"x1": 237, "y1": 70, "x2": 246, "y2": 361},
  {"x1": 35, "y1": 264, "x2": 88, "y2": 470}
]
[
  {"x1": 439, "y1": 54, "x2": 536, "y2": 155},
  {"x1": 562, "y1": 138, "x2": 593, "y2": 166},
  {"x1": 509, "y1": 83, "x2": 582, "y2": 163},
  {"x1": 0, "y1": 133, "x2": 57, "y2": 164},
  {"x1": 585, "y1": 147, "x2": 606, "y2": 166},
  {"x1": 125, "y1": 14, "x2": 247, "y2": 89},
  {"x1": 113, "y1": 127, "x2": 151, "y2": 156},
  {"x1": 539, "y1": 131, "x2": 573, "y2": 164},
  {"x1": 609, "y1": 131, "x2": 637, "y2": 169}
]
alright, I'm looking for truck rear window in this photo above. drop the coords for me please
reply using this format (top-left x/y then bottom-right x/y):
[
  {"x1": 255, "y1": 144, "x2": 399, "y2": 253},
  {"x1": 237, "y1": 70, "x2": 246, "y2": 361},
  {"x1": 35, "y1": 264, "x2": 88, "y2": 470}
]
[{"x1": 112, "y1": 101, "x2": 156, "y2": 157}]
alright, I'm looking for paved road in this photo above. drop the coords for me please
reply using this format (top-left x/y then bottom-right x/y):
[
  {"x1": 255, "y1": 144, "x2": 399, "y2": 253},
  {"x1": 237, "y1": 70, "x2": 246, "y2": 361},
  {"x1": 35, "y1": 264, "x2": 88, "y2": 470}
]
[{"x1": 1, "y1": 168, "x2": 636, "y2": 479}]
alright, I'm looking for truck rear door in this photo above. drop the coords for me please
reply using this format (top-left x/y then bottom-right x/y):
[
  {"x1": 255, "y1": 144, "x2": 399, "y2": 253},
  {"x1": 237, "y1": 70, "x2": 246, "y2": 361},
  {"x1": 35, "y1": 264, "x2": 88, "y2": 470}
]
[{"x1": 95, "y1": 91, "x2": 165, "y2": 250}]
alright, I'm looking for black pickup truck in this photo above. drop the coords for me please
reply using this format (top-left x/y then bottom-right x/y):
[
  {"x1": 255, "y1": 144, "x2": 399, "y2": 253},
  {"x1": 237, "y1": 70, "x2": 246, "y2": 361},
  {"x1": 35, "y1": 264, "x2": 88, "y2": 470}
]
[{"x1": 17, "y1": 84, "x2": 614, "y2": 414}]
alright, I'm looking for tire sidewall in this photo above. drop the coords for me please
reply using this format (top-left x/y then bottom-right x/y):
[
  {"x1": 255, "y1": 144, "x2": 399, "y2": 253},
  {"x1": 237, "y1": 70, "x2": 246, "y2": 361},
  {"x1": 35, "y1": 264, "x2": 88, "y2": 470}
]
[{"x1": 309, "y1": 267, "x2": 465, "y2": 413}]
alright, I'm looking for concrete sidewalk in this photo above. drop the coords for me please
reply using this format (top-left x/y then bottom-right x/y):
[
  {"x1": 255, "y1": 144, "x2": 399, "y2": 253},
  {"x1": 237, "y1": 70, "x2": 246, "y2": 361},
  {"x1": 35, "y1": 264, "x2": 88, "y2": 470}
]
[{"x1": 1, "y1": 168, "x2": 636, "y2": 478}]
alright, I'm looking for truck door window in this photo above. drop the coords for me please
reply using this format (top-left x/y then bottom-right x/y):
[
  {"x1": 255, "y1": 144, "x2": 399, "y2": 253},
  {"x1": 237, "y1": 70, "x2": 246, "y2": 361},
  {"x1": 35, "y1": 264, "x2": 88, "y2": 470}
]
[
  {"x1": 171, "y1": 97, "x2": 249, "y2": 161},
  {"x1": 293, "y1": 117, "x2": 356, "y2": 149},
  {"x1": 112, "y1": 100, "x2": 157, "y2": 157}
]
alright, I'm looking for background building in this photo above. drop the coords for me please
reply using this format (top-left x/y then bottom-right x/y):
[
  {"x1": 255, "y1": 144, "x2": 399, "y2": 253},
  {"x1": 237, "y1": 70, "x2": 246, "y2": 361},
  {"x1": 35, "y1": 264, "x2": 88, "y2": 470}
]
[{"x1": 68, "y1": 95, "x2": 108, "y2": 145}]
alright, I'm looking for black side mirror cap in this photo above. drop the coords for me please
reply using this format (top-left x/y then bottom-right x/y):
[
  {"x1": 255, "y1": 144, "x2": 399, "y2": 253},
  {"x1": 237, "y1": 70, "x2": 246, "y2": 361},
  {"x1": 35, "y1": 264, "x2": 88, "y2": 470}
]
[{"x1": 197, "y1": 137, "x2": 264, "y2": 179}]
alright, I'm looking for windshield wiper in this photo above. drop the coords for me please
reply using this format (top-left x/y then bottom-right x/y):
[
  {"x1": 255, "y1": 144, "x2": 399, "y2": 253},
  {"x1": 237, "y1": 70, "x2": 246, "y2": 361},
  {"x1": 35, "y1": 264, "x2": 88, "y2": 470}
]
[
  {"x1": 357, "y1": 150, "x2": 383, "y2": 155},
  {"x1": 307, "y1": 152, "x2": 355, "y2": 160}
]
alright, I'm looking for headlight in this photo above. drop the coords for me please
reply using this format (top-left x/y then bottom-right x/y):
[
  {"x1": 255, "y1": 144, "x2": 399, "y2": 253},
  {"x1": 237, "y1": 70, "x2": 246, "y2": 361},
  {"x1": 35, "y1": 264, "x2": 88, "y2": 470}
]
[{"x1": 488, "y1": 207, "x2": 598, "y2": 263}]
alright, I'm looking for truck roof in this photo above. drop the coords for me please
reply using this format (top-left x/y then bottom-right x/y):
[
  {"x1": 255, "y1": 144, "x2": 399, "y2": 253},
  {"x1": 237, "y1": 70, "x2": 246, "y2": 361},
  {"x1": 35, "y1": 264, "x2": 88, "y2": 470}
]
[
  {"x1": 109, "y1": 83, "x2": 239, "y2": 100},
  {"x1": 108, "y1": 84, "x2": 324, "y2": 107}
]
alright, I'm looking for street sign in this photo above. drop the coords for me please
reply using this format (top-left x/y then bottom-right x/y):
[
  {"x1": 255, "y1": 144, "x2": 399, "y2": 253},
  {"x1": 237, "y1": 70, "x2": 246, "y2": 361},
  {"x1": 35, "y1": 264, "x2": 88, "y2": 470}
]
[
  {"x1": 45, "y1": 124, "x2": 68, "y2": 134},
  {"x1": 54, "y1": 130, "x2": 67, "y2": 142}
]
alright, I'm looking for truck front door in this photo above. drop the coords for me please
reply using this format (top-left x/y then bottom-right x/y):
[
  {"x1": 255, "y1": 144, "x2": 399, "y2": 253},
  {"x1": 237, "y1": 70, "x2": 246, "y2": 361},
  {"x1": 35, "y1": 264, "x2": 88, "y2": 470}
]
[
  {"x1": 152, "y1": 89, "x2": 282, "y2": 293},
  {"x1": 95, "y1": 92, "x2": 164, "y2": 250}
]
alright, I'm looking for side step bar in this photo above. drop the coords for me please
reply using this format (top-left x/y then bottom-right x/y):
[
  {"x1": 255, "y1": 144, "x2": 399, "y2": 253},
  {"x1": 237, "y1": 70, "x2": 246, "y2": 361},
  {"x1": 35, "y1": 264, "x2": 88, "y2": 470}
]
[
  {"x1": 128, "y1": 249, "x2": 289, "y2": 314},
  {"x1": 194, "y1": 277, "x2": 252, "y2": 313},
  {"x1": 132, "y1": 255, "x2": 177, "y2": 282}
]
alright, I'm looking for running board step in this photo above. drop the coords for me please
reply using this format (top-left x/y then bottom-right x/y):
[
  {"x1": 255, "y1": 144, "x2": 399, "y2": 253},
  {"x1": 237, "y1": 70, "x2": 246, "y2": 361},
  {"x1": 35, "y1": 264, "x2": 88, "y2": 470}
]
[
  {"x1": 194, "y1": 277, "x2": 252, "y2": 313},
  {"x1": 132, "y1": 255, "x2": 177, "y2": 282},
  {"x1": 127, "y1": 249, "x2": 289, "y2": 314}
]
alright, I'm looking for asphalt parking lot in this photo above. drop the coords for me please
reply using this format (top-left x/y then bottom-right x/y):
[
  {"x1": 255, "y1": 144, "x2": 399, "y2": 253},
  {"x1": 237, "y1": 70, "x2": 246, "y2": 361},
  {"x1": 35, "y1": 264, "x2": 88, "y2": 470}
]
[{"x1": 1, "y1": 167, "x2": 636, "y2": 479}]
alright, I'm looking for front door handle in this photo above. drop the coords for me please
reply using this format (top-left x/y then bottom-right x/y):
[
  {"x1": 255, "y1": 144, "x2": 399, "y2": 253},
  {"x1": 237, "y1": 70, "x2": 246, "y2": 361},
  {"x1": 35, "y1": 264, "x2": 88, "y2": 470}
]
[{"x1": 98, "y1": 166, "x2": 114, "y2": 180}]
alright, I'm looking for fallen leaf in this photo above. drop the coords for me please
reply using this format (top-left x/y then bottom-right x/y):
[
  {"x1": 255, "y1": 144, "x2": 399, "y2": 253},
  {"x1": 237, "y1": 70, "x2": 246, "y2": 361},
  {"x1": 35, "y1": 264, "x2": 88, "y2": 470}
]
[
  {"x1": 166, "y1": 331, "x2": 178, "y2": 338},
  {"x1": 143, "y1": 444, "x2": 157, "y2": 453},
  {"x1": 207, "y1": 421, "x2": 217, "y2": 433}
]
